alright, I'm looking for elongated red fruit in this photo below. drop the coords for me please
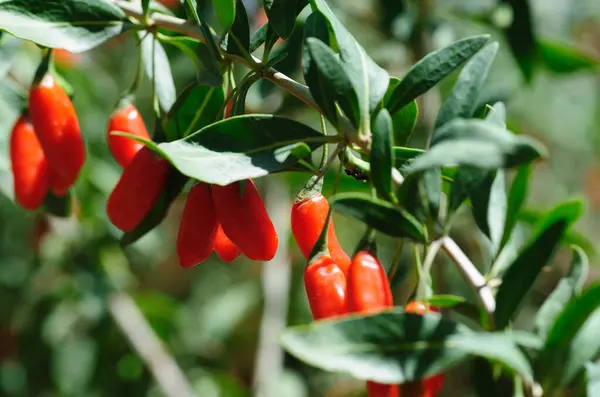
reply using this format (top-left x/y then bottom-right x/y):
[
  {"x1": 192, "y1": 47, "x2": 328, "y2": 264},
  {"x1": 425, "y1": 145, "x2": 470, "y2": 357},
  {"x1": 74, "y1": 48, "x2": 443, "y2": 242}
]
[
  {"x1": 214, "y1": 224, "x2": 241, "y2": 262},
  {"x1": 177, "y1": 183, "x2": 219, "y2": 268},
  {"x1": 107, "y1": 147, "x2": 169, "y2": 232},
  {"x1": 10, "y1": 116, "x2": 49, "y2": 210},
  {"x1": 347, "y1": 251, "x2": 393, "y2": 314},
  {"x1": 49, "y1": 168, "x2": 71, "y2": 197},
  {"x1": 107, "y1": 104, "x2": 151, "y2": 168},
  {"x1": 291, "y1": 192, "x2": 351, "y2": 274},
  {"x1": 211, "y1": 180, "x2": 278, "y2": 261},
  {"x1": 304, "y1": 256, "x2": 348, "y2": 320},
  {"x1": 366, "y1": 382, "x2": 399, "y2": 397},
  {"x1": 28, "y1": 74, "x2": 85, "y2": 189}
]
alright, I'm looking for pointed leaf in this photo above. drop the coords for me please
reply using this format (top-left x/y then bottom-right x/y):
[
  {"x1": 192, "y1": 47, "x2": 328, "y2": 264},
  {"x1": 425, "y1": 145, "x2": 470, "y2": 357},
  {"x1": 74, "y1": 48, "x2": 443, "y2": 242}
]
[
  {"x1": 212, "y1": 0, "x2": 236, "y2": 33},
  {"x1": 387, "y1": 35, "x2": 490, "y2": 113},
  {"x1": 539, "y1": 39, "x2": 600, "y2": 74},
  {"x1": 384, "y1": 77, "x2": 418, "y2": 145},
  {"x1": 471, "y1": 170, "x2": 506, "y2": 254},
  {"x1": 535, "y1": 246, "x2": 589, "y2": 340},
  {"x1": 435, "y1": 42, "x2": 499, "y2": 129},
  {"x1": 403, "y1": 119, "x2": 546, "y2": 174},
  {"x1": 225, "y1": 0, "x2": 250, "y2": 56},
  {"x1": 250, "y1": 22, "x2": 270, "y2": 53},
  {"x1": 370, "y1": 109, "x2": 394, "y2": 201},
  {"x1": 264, "y1": 0, "x2": 299, "y2": 39},
  {"x1": 397, "y1": 169, "x2": 441, "y2": 226},
  {"x1": 280, "y1": 309, "x2": 532, "y2": 383},
  {"x1": 305, "y1": 37, "x2": 361, "y2": 128},
  {"x1": 494, "y1": 200, "x2": 584, "y2": 329},
  {"x1": 159, "y1": 36, "x2": 223, "y2": 86},
  {"x1": 157, "y1": 115, "x2": 333, "y2": 185},
  {"x1": 140, "y1": 33, "x2": 176, "y2": 113},
  {"x1": 0, "y1": 0, "x2": 129, "y2": 52},
  {"x1": 331, "y1": 193, "x2": 426, "y2": 241},
  {"x1": 498, "y1": 163, "x2": 532, "y2": 255},
  {"x1": 500, "y1": 0, "x2": 536, "y2": 82},
  {"x1": 393, "y1": 146, "x2": 424, "y2": 168}
]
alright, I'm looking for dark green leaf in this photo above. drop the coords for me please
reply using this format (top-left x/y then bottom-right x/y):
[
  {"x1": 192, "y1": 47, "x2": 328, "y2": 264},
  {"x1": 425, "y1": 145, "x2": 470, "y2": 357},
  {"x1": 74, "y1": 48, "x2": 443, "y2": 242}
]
[
  {"x1": 473, "y1": 358, "x2": 502, "y2": 397},
  {"x1": 164, "y1": 83, "x2": 224, "y2": 140},
  {"x1": 225, "y1": 0, "x2": 250, "y2": 56},
  {"x1": 310, "y1": 1, "x2": 390, "y2": 120},
  {"x1": 387, "y1": 35, "x2": 490, "y2": 113},
  {"x1": 393, "y1": 146, "x2": 424, "y2": 168},
  {"x1": 0, "y1": 0, "x2": 129, "y2": 52},
  {"x1": 397, "y1": 169, "x2": 441, "y2": 227},
  {"x1": 561, "y1": 310, "x2": 600, "y2": 387},
  {"x1": 121, "y1": 169, "x2": 188, "y2": 246},
  {"x1": 435, "y1": 42, "x2": 499, "y2": 129},
  {"x1": 231, "y1": 75, "x2": 258, "y2": 116},
  {"x1": 535, "y1": 247, "x2": 589, "y2": 340},
  {"x1": 331, "y1": 193, "x2": 426, "y2": 242},
  {"x1": 494, "y1": 200, "x2": 584, "y2": 329},
  {"x1": 264, "y1": 0, "x2": 299, "y2": 39},
  {"x1": 471, "y1": 170, "x2": 506, "y2": 254},
  {"x1": 448, "y1": 167, "x2": 492, "y2": 220},
  {"x1": 280, "y1": 309, "x2": 532, "y2": 383},
  {"x1": 370, "y1": 109, "x2": 394, "y2": 201},
  {"x1": 159, "y1": 35, "x2": 223, "y2": 86},
  {"x1": 250, "y1": 23, "x2": 269, "y2": 53},
  {"x1": 141, "y1": 0, "x2": 150, "y2": 16},
  {"x1": 184, "y1": 0, "x2": 222, "y2": 65},
  {"x1": 403, "y1": 119, "x2": 546, "y2": 174},
  {"x1": 422, "y1": 295, "x2": 466, "y2": 308},
  {"x1": 500, "y1": 0, "x2": 537, "y2": 82},
  {"x1": 305, "y1": 37, "x2": 361, "y2": 128},
  {"x1": 499, "y1": 163, "x2": 532, "y2": 254},
  {"x1": 140, "y1": 33, "x2": 176, "y2": 113},
  {"x1": 157, "y1": 115, "x2": 332, "y2": 185},
  {"x1": 212, "y1": 0, "x2": 235, "y2": 34},
  {"x1": 539, "y1": 39, "x2": 600, "y2": 74},
  {"x1": 384, "y1": 77, "x2": 418, "y2": 145}
]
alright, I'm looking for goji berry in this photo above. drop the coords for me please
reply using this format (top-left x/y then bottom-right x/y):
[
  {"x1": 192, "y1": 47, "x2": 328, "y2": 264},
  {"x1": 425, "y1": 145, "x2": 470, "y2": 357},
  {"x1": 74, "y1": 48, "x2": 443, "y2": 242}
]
[
  {"x1": 49, "y1": 168, "x2": 71, "y2": 197},
  {"x1": 28, "y1": 74, "x2": 85, "y2": 189},
  {"x1": 366, "y1": 382, "x2": 399, "y2": 397},
  {"x1": 211, "y1": 180, "x2": 278, "y2": 261},
  {"x1": 346, "y1": 251, "x2": 393, "y2": 313},
  {"x1": 107, "y1": 103, "x2": 151, "y2": 168},
  {"x1": 304, "y1": 256, "x2": 348, "y2": 320},
  {"x1": 10, "y1": 115, "x2": 49, "y2": 210},
  {"x1": 291, "y1": 192, "x2": 351, "y2": 273},
  {"x1": 214, "y1": 224, "x2": 241, "y2": 262},
  {"x1": 107, "y1": 147, "x2": 169, "y2": 232},
  {"x1": 177, "y1": 183, "x2": 218, "y2": 268}
]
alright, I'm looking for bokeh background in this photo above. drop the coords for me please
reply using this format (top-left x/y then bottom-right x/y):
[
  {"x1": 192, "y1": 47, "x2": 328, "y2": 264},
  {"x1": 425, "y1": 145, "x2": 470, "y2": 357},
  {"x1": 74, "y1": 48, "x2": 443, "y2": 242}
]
[{"x1": 0, "y1": 0, "x2": 599, "y2": 396}]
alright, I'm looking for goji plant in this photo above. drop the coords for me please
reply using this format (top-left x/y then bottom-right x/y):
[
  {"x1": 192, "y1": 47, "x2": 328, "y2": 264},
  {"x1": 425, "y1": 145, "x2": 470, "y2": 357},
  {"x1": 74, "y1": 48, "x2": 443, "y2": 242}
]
[{"x1": 1, "y1": 1, "x2": 599, "y2": 396}]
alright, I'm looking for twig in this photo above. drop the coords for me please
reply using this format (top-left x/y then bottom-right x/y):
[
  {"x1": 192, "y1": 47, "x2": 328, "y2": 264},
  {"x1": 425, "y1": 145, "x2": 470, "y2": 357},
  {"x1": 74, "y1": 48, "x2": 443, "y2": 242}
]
[
  {"x1": 108, "y1": 293, "x2": 197, "y2": 397},
  {"x1": 440, "y1": 237, "x2": 496, "y2": 328},
  {"x1": 252, "y1": 178, "x2": 293, "y2": 397}
]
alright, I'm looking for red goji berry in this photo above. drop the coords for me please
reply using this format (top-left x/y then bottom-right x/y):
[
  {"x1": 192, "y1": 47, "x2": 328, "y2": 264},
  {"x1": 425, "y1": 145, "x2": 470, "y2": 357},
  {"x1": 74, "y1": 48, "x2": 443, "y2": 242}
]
[
  {"x1": 366, "y1": 382, "x2": 399, "y2": 397},
  {"x1": 304, "y1": 256, "x2": 348, "y2": 320},
  {"x1": 214, "y1": 224, "x2": 241, "y2": 262},
  {"x1": 291, "y1": 192, "x2": 351, "y2": 274},
  {"x1": 107, "y1": 104, "x2": 151, "y2": 168},
  {"x1": 28, "y1": 74, "x2": 85, "y2": 190},
  {"x1": 107, "y1": 147, "x2": 169, "y2": 232},
  {"x1": 49, "y1": 168, "x2": 71, "y2": 197},
  {"x1": 211, "y1": 180, "x2": 278, "y2": 261},
  {"x1": 177, "y1": 183, "x2": 219, "y2": 268},
  {"x1": 10, "y1": 116, "x2": 49, "y2": 210},
  {"x1": 347, "y1": 251, "x2": 393, "y2": 314}
]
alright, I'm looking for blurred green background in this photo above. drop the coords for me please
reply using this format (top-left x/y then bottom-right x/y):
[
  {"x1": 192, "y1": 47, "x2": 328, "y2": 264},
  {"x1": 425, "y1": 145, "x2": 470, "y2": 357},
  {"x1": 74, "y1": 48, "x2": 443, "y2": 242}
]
[{"x1": 0, "y1": 0, "x2": 599, "y2": 396}]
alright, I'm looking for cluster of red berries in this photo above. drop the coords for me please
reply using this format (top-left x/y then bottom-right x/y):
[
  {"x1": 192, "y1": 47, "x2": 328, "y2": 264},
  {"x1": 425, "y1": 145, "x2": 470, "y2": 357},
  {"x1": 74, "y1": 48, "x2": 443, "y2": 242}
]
[{"x1": 10, "y1": 75, "x2": 85, "y2": 210}]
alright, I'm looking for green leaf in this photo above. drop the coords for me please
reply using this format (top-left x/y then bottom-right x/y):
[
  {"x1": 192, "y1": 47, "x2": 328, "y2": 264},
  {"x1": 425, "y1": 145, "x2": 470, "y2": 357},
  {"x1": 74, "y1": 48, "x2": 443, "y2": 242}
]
[
  {"x1": 121, "y1": 169, "x2": 188, "y2": 246},
  {"x1": 393, "y1": 146, "x2": 424, "y2": 168},
  {"x1": 535, "y1": 246, "x2": 589, "y2": 340},
  {"x1": 250, "y1": 23, "x2": 269, "y2": 53},
  {"x1": 422, "y1": 295, "x2": 467, "y2": 308},
  {"x1": 403, "y1": 119, "x2": 546, "y2": 174},
  {"x1": 435, "y1": 42, "x2": 499, "y2": 129},
  {"x1": 473, "y1": 358, "x2": 502, "y2": 397},
  {"x1": 164, "y1": 83, "x2": 224, "y2": 140},
  {"x1": 384, "y1": 77, "x2": 418, "y2": 145},
  {"x1": 157, "y1": 115, "x2": 332, "y2": 185},
  {"x1": 498, "y1": 163, "x2": 532, "y2": 256},
  {"x1": 500, "y1": 0, "x2": 537, "y2": 83},
  {"x1": 264, "y1": 0, "x2": 299, "y2": 39},
  {"x1": 304, "y1": 37, "x2": 361, "y2": 128},
  {"x1": 397, "y1": 169, "x2": 441, "y2": 227},
  {"x1": 448, "y1": 167, "x2": 492, "y2": 221},
  {"x1": 225, "y1": 0, "x2": 250, "y2": 56},
  {"x1": 331, "y1": 192, "x2": 426, "y2": 242},
  {"x1": 140, "y1": 33, "x2": 176, "y2": 113},
  {"x1": 0, "y1": 34, "x2": 20, "y2": 79},
  {"x1": 370, "y1": 109, "x2": 394, "y2": 201},
  {"x1": 0, "y1": 0, "x2": 129, "y2": 53},
  {"x1": 561, "y1": 309, "x2": 600, "y2": 388},
  {"x1": 310, "y1": 1, "x2": 390, "y2": 125},
  {"x1": 471, "y1": 170, "x2": 506, "y2": 254},
  {"x1": 159, "y1": 35, "x2": 223, "y2": 86},
  {"x1": 494, "y1": 200, "x2": 584, "y2": 329},
  {"x1": 387, "y1": 35, "x2": 490, "y2": 113},
  {"x1": 212, "y1": 0, "x2": 235, "y2": 34},
  {"x1": 539, "y1": 39, "x2": 600, "y2": 74},
  {"x1": 280, "y1": 309, "x2": 532, "y2": 383}
]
